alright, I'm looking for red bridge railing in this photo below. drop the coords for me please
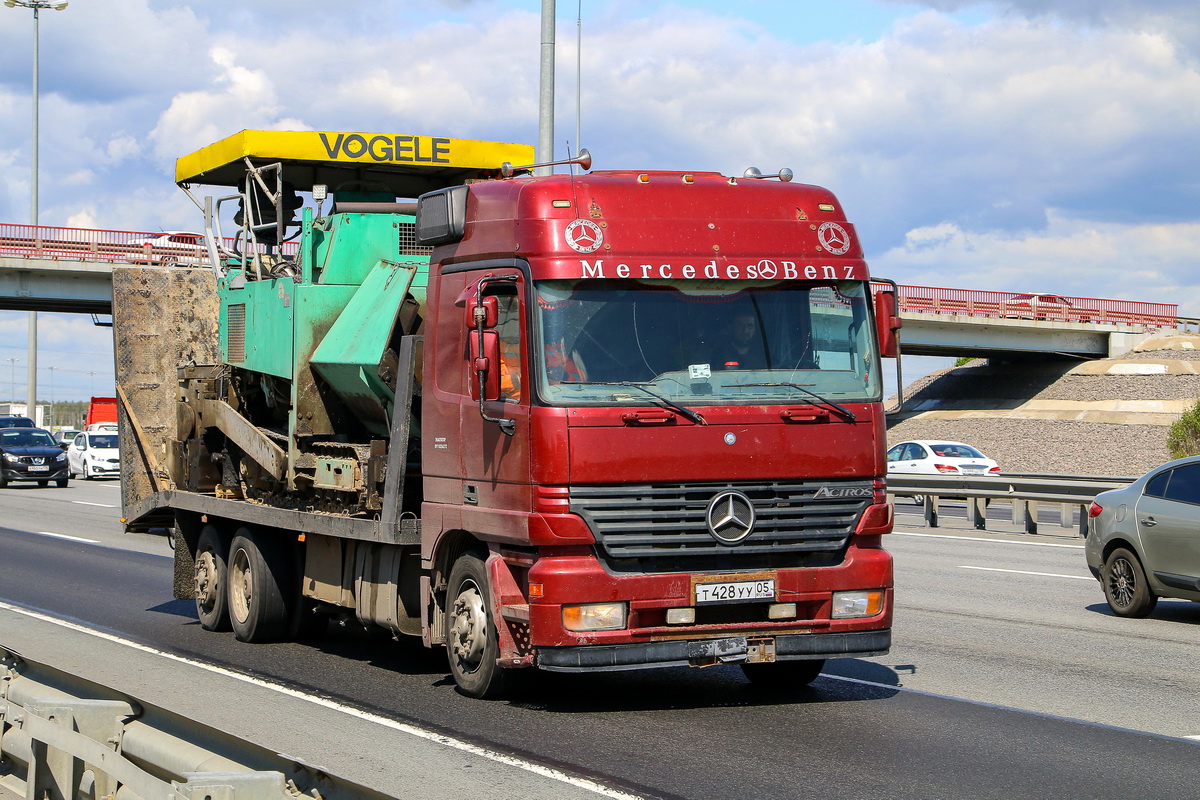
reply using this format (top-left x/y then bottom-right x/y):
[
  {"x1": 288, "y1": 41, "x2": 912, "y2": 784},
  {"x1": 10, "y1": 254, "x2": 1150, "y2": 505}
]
[
  {"x1": 0, "y1": 223, "x2": 1180, "y2": 329},
  {"x1": 0, "y1": 223, "x2": 296, "y2": 264},
  {"x1": 887, "y1": 283, "x2": 1178, "y2": 329}
]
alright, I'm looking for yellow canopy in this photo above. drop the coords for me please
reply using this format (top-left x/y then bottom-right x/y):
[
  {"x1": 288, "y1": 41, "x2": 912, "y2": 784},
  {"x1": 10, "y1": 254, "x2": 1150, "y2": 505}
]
[{"x1": 175, "y1": 129, "x2": 535, "y2": 197}]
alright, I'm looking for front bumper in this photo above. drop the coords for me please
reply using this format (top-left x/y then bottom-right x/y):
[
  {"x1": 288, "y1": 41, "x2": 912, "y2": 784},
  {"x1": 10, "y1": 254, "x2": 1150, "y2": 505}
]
[
  {"x1": 1, "y1": 465, "x2": 69, "y2": 482},
  {"x1": 537, "y1": 629, "x2": 891, "y2": 672}
]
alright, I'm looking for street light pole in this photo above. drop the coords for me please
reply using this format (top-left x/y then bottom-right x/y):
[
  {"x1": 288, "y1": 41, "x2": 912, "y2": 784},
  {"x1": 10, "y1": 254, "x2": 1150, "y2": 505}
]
[{"x1": 5, "y1": 0, "x2": 69, "y2": 425}]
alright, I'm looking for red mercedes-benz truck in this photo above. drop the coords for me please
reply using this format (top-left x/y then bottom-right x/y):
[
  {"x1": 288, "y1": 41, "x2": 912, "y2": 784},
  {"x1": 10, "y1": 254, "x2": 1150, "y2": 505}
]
[{"x1": 116, "y1": 130, "x2": 899, "y2": 698}]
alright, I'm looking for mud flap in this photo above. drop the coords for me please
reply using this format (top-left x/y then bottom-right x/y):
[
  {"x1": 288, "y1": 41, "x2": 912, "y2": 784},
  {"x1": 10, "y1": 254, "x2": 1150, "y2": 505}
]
[{"x1": 486, "y1": 552, "x2": 534, "y2": 668}]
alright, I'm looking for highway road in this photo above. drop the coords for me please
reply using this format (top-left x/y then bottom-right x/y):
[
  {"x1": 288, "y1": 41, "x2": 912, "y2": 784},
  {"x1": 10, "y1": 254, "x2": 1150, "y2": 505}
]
[{"x1": 1, "y1": 480, "x2": 1198, "y2": 799}]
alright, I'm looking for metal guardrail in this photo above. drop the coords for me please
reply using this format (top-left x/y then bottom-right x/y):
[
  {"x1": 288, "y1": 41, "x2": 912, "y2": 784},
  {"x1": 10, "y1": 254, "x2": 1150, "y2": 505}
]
[
  {"x1": 886, "y1": 473, "x2": 1136, "y2": 535},
  {"x1": 0, "y1": 647, "x2": 391, "y2": 800}
]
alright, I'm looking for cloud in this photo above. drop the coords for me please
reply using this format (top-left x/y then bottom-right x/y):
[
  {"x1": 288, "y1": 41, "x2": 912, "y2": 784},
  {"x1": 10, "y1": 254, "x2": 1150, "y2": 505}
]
[{"x1": 873, "y1": 211, "x2": 1200, "y2": 313}]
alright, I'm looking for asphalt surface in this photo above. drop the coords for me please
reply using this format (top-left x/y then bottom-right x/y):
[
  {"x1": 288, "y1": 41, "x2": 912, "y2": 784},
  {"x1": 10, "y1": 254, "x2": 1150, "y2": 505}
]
[{"x1": 1, "y1": 480, "x2": 1198, "y2": 799}]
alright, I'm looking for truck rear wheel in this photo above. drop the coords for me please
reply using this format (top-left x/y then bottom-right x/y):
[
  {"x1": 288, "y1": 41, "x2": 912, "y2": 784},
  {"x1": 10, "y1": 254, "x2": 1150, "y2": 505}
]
[
  {"x1": 228, "y1": 528, "x2": 292, "y2": 642},
  {"x1": 445, "y1": 553, "x2": 509, "y2": 699},
  {"x1": 194, "y1": 525, "x2": 231, "y2": 631},
  {"x1": 741, "y1": 659, "x2": 826, "y2": 688}
]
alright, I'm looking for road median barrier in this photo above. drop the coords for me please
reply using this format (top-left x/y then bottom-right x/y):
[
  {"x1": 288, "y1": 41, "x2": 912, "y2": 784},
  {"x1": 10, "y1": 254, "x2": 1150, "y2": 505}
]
[
  {"x1": 886, "y1": 473, "x2": 1134, "y2": 535},
  {"x1": 0, "y1": 647, "x2": 392, "y2": 800}
]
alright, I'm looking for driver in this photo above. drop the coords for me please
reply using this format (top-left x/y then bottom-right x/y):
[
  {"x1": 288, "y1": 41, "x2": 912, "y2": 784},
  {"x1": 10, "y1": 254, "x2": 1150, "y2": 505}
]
[{"x1": 712, "y1": 311, "x2": 768, "y2": 369}]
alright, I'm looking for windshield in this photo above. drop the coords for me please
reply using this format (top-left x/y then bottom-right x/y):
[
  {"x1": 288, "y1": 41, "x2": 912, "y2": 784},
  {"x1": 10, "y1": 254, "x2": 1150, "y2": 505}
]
[
  {"x1": 1, "y1": 429, "x2": 55, "y2": 447},
  {"x1": 929, "y1": 444, "x2": 984, "y2": 458},
  {"x1": 88, "y1": 434, "x2": 118, "y2": 449},
  {"x1": 534, "y1": 279, "x2": 881, "y2": 406}
]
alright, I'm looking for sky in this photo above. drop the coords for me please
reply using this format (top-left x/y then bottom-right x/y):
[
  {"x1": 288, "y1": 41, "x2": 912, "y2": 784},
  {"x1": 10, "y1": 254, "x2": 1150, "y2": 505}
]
[{"x1": 1, "y1": 0, "x2": 1198, "y2": 403}]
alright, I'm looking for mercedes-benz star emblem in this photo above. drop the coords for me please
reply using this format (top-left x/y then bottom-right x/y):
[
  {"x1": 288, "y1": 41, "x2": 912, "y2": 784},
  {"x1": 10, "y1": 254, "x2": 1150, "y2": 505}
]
[
  {"x1": 705, "y1": 490, "x2": 756, "y2": 546},
  {"x1": 817, "y1": 221, "x2": 851, "y2": 255},
  {"x1": 564, "y1": 219, "x2": 604, "y2": 253}
]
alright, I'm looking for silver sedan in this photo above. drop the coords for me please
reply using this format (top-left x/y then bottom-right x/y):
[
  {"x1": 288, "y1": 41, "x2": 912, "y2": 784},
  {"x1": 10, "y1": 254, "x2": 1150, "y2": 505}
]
[{"x1": 1085, "y1": 455, "x2": 1200, "y2": 617}]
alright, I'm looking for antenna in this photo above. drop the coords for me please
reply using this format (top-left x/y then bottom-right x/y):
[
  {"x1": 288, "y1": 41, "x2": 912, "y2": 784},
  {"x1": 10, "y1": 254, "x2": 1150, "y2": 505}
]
[
  {"x1": 502, "y1": 149, "x2": 592, "y2": 178},
  {"x1": 576, "y1": 0, "x2": 582, "y2": 158}
]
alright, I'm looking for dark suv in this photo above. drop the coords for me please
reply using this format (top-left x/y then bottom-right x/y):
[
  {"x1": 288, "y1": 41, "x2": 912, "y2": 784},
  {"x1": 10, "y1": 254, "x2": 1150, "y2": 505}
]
[
  {"x1": 0, "y1": 416, "x2": 36, "y2": 429},
  {"x1": 0, "y1": 427, "x2": 70, "y2": 487}
]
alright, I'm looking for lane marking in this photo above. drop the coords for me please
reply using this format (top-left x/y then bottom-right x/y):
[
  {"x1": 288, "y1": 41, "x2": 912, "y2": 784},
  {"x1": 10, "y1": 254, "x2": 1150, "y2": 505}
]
[
  {"x1": 893, "y1": 531, "x2": 1084, "y2": 549},
  {"x1": 72, "y1": 501, "x2": 118, "y2": 508},
  {"x1": 31, "y1": 531, "x2": 100, "y2": 544},
  {"x1": 0, "y1": 602, "x2": 645, "y2": 799},
  {"x1": 958, "y1": 565, "x2": 1092, "y2": 581},
  {"x1": 821, "y1": 673, "x2": 1200, "y2": 746}
]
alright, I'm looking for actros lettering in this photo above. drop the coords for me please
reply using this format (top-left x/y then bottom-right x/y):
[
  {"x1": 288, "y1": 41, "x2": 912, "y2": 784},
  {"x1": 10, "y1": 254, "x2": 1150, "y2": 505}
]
[
  {"x1": 318, "y1": 133, "x2": 451, "y2": 164},
  {"x1": 579, "y1": 259, "x2": 860, "y2": 281}
]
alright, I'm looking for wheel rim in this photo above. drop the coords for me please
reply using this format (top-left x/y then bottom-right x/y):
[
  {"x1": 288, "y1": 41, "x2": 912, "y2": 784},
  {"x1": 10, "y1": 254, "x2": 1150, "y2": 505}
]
[
  {"x1": 194, "y1": 551, "x2": 220, "y2": 615},
  {"x1": 1107, "y1": 557, "x2": 1136, "y2": 608},
  {"x1": 230, "y1": 547, "x2": 252, "y2": 624},
  {"x1": 448, "y1": 578, "x2": 488, "y2": 673}
]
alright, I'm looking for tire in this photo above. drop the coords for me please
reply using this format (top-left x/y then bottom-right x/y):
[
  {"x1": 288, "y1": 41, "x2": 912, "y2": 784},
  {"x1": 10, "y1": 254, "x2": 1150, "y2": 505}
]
[
  {"x1": 227, "y1": 527, "x2": 293, "y2": 642},
  {"x1": 0, "y1": 473, "x2": 7, "y2": 489},
  {"x1": 741, "y1": 659, "x2": 826, "y2": 688},
  {"x1": 194, "y1": 525, "x2": 232, "y2": 632},
  {"x1": 83, "y1": 463, "x2": 93, "y2": 480},
  {"x1": 37, "y1": 480, "x2": 47, "y2": 487},
  {"x1": 445, "y1": 553, "x2": 510, "y2": 699},
  {"x1": 55, "y1": 478, "x2": 68, "y2": 488},
  {"x1": 1102, "y1": 547, "x2": 1157, "y2": 618}
]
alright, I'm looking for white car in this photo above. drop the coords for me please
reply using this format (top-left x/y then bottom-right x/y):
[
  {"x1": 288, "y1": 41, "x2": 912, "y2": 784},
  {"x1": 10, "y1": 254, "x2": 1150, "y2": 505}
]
[
  {"x1": 886, "y1": 440, "x2": 1000, "y2": 476},
  {"x1": 131, "y1": 231, "x2": 208, "y2": 265},
  {"x1": 67, "y1": 430, "x2": 121, "y2": 479}
]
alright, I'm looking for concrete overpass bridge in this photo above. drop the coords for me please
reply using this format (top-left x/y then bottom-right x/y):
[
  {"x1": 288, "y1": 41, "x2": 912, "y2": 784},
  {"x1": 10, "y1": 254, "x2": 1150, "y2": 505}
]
[{"x1": 0, "y1": 222, "x2": 1188, "y2": 358}]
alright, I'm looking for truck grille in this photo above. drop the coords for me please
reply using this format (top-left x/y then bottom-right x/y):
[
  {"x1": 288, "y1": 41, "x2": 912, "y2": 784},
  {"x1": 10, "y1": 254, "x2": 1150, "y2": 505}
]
[{"x1": 570, "y1": 480, "x2": 871, "y2": 574}]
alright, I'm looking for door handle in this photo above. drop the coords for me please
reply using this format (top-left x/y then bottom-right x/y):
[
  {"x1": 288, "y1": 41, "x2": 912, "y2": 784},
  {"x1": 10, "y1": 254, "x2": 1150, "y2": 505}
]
[{"x1": 1141, "y1": 517, "x2": 1157, "y2": 527}]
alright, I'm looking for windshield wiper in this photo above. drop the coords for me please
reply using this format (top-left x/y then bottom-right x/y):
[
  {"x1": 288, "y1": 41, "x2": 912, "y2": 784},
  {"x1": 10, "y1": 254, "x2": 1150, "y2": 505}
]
[
  {"x1": 590, "y1": 381, "x2": 707, "y2": 425},
  {"x1": 739, "y1": 382, "x2": 857, "y2": 422}
]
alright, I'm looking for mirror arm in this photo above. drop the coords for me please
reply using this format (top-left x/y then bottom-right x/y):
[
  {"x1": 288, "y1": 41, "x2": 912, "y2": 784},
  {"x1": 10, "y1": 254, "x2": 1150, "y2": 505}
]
[{"x1": 474, "y1": 275, "x2": 519, "y2": 435}]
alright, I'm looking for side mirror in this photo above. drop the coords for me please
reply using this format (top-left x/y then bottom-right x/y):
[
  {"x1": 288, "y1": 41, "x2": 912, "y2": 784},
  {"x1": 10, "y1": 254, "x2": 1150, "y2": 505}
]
[
  {"x1": 469, "y1": 329, "x2": 502, "y2": 402},
  {"x1": 873, "y1": 283, "x2": 902, "y2": 359}
]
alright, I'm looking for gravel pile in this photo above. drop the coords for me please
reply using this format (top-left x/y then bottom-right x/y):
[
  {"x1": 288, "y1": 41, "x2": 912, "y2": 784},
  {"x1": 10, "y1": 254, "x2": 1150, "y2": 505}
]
[
  {"x1": 885, "y1": 352, "x2": 1197, "y2": 477},
  {"x1": 1120, "y1": 348, "x2": 1200, "y2": 361},
  {"x1": 1036, "y1": 375, "x2": 1200, "y2": 401},
  {"x1": 885, "y1": 416, "x2": 1167, "y2": 478}
]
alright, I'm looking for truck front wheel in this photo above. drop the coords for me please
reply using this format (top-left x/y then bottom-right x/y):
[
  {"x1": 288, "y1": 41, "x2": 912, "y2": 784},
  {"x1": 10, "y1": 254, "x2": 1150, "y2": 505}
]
[
  {"x1": 445, "y1": 554, "x2": 509, "y2": 699},
  {"x1": 194, "y1": 525, "x2": 231, "y2": 631},
  {"x1": 228, "y1": 528, "x2": 292, "y2": 642},
  {"x1": 741, "y1": 659, "x2": 826, "y2": 689}
]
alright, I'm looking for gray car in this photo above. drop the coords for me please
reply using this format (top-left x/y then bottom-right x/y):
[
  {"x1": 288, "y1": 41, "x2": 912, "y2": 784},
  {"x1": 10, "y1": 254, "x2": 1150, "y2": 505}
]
[{"x1": 1085, "y1": 455, "x2": 1200, "y2": 617}]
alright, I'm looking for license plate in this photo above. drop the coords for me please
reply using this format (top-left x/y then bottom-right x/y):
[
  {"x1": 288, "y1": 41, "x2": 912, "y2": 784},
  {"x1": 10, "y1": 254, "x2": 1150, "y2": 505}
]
[
  {"x1": 695, "y1": 578, "x2": 775, "y2": 604},
  {"x1": 28, "y1": 465, "x2": 49, "y2": 472}
]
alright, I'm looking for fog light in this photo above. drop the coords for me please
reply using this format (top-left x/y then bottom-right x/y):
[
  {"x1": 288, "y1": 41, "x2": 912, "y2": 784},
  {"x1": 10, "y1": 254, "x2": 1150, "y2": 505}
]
[
  {"x1": 666, "y1": 607, "x2": 695, "y2": 625},
  {"x1": 831, "y1": 590, "x2": 885, "y2": 619},
  {"x1": 768, "y1": 602, "x2": 797, "y2": 620},
  {"x1": 562, "y1": 602, "x2": 627, "y2": 631}
]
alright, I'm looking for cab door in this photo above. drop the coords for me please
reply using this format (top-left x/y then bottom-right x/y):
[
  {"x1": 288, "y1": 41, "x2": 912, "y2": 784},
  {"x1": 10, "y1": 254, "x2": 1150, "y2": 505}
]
[
  {"x1": 456, "y1": 272, "x2": 532, "y2": 525},
  {"x1": 1135, "y1": 463, "x2": 1200, "y2": 585}
]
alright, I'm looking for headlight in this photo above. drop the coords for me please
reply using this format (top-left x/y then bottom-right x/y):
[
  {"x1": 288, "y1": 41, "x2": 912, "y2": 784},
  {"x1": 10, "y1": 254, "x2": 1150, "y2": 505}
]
[
  {"x1": 831, "y1": 590, "x2": 885, "y2": 619},
  {"x1": 55, "y1": 453, "x2": 67, "y2": 462},
  {"x1": 2, "y1": 452, "x2": 19, "y2": 463},
  {"x1": 562, "y1": 602, "x2": 627, "y2": 631}
]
